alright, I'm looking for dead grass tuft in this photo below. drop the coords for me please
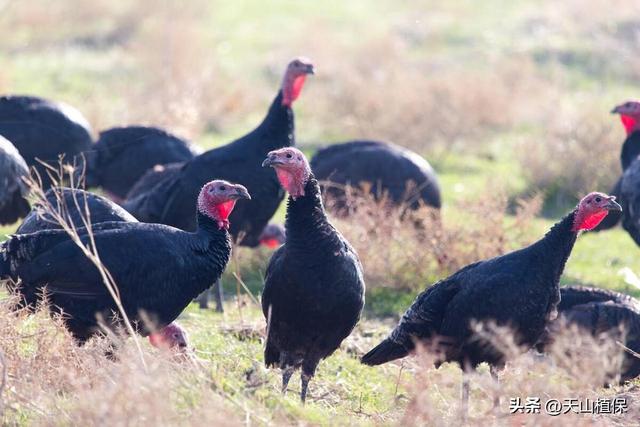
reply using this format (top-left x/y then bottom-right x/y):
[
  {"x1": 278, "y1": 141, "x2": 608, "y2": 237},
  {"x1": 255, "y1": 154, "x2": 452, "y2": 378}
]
[
  {"x1": 331, "y1": 188, "x2": 542, "y2": 291},
  {"x1": 518, "y1": 108, "x2": 620, "y2": 209},
  {"x1": 0, "y1": 294, "x2": 248, "y2": 426},
  {"x1": 402, "y1": 323, "x2": 636, "y2": 426},
  {"x1": 312, "y1": 44, "x2": 548, "y2": 154}
]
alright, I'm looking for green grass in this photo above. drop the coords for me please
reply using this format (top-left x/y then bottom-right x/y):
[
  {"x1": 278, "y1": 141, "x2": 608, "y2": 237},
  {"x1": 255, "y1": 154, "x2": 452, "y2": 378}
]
[{"x1": 177, "y1": 305, "x2": 406, "y2": 424}]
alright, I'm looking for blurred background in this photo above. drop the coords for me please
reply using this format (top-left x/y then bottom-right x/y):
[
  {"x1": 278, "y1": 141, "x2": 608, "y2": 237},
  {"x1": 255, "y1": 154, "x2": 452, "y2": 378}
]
[{"x1": 2, "y1": 0, "x2": 639, "y2": 214}]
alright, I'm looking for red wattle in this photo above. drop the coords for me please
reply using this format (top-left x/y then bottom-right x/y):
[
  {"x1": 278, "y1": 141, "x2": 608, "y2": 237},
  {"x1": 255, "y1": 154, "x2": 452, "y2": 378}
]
[
  {"x1": 291, "y1": 75, "x2": 306, "y2": 102},
  {"x1": 215, "y1": 200, "x2": 237, "y2": 222},
  {"x1": 148, "y1": 333, "x2": 164, "y2": 348},
  {"x1": 621, "y1": 115, "x2": 637, "y2": 136},
  {"x1": 577, "y1": 211, "x2": 609, "y2": 231},
  {"x1": 282, "y1": 75, "x2": 307, "y2": 107},
  {"x1": 276, "y1": 169, "x2": 294, "y2": 192}
]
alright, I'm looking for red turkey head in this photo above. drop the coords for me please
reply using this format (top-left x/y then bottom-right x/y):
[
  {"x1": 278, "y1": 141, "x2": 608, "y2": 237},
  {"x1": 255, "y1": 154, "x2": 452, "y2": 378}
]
[
  {"x1": 611, "y1": 100, "x2": 640, "y2": 136},
  {"x1": 262, "y1": 147, "x2": 311, "y2": 200},
  {"x1": 259, "y1": 223, "x2": 286, "y2": 248},
  {"x1": 573, "y1": 192, "x2": 622, "y2": 232},
  {"x1": 281, "y1": 57, "x2": 315, "y2": 107},
  {"x1": 148, "y1": 322, "x2": 189, "y2": 352},
  {"x1": 197, "y1": 180, "x2": 251, "y2": 229}
]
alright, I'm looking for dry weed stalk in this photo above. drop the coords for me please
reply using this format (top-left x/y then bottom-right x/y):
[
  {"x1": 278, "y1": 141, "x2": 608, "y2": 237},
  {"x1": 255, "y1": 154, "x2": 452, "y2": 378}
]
[
  {"x1": 0, "y1": 292, "x2": 252, "y2": 425},
  {"x1": 24, "y1": 158, "x2": 147, "y2": 367}
]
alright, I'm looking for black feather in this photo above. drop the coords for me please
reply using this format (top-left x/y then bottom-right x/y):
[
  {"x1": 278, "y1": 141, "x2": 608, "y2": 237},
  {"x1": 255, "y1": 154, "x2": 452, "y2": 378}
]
[
  {"x1": 0, "y1": 210, "x2": 231, "y2": 342},
  {"x1": 86, "y1": 126, "x2": 197, "y2": 199},
  {"x1": 124, "y1": 91, "x2": 293, "y2": 247},
  {"x1": 262, "y1": 175, "x2": 365, "y2": 380},
  {"x1": 0, "y1": 95, "x2": 93, "y2": 189},
  {"x1": 0, "y1": 136, "x2": 30, "y2": 225},
  {"x1": 620, "y1": 140, "x2": 640, "y2": 245},
  {"x1": 18, "y1": 187, "x2": 137, "y2": 234},
  {"x1": 362, "y1": 210, "x2": 581, "y2": 369},
  {"x1": 311, "y1": 140, "x2": 441, "y2": 212},
  {"x1": 539, "y1": 286, "x2": 640, "y2": 383}
]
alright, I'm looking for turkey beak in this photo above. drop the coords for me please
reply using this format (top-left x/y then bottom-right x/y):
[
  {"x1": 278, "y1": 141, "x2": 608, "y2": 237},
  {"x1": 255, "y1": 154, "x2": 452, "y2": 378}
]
[
  {"x1": 262, "y1": 155, "x2": 284, "y2": 168},
  {"x1": 305, "y1": 64, "x2": 315, "y2": 75},
  {"x1": 605, "y1": 198, "x2": 622, "y2": 211},
  {"x1": 232, "y1": 185, "x2": 251, "y2": 200},
  {"x1": 611, "y1": 106, "x2": 621, "y2": 114}
]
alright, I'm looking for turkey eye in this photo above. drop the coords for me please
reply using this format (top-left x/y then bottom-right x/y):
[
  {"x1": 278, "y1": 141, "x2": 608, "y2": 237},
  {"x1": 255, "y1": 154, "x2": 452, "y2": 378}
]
[
  {"x1": 219, "y1": 185, "x2": 226, "y2": 191},
  {"x1": 595, "y1": 197, "x2": 602, "y2": 203},
  {"x1": 286, "y1": 153, "x2": 292, "y2": 158}
]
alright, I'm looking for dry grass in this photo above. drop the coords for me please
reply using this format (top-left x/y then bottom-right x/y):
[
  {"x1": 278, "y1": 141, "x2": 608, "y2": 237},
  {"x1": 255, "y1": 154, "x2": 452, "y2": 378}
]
[
  {"x1": 331, "y1": 188, "x2": 542, "y2": 291},
  {"x1": 102, "y1": 0, "x2": 240, "y2": 138},
  {"x1": 400, "y1": 323, "x2": 638, "y2": 426},
  {"x1": 0, "y1": 296, "x2": 250, "y2": 426},
  {"x1": 310, "y1": 42, "x2": 550, "y2": 154},
  {"x1": 518, "y1": 109, "x2": 621, "y2": 208}
]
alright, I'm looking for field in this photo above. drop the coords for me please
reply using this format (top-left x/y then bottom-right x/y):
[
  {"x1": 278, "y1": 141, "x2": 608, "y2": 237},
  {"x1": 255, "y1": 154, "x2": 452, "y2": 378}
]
[{"x1": 1, "y1": 0, "x2": 640, "y2": 425}]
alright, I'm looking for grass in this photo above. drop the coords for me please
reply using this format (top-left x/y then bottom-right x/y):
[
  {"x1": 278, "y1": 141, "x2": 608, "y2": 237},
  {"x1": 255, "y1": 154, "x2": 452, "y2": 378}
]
[
  {"x1": 2, "y1": 0, "x2": 640, "y2": 425},
  {"x1": 181, "y1": 306, "x2": 405, "y2": 424}
]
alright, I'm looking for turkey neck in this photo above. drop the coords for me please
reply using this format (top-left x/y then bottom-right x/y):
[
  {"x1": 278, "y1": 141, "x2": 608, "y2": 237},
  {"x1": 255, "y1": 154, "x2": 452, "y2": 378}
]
[
  {"x1": 621, "y1": 131, "x2": 640, "y2": 170},
  {"x1": 284, "y1": 175, "x2": 342, "y2": 253},
  {"x1": 194, "y1": 211, "x2": 233, "y2": 264},
  {"x1": 531, "y1": 211, "x2": 578, "y2": 284},
  {"x1": 250, "y1": 91, "x2": 295, "y2": 153}
]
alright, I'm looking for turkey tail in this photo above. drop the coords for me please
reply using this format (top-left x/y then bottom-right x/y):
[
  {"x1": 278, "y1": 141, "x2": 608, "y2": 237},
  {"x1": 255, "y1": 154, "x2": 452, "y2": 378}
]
[{"x1": 361, "y1": 338, "x2": 408, "y2": 366}]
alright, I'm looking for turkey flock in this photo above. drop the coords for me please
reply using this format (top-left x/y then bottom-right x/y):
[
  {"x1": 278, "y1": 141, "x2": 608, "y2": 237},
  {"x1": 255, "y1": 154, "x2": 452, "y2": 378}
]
[{"x1": 0, "y1": 57, "x2": 639, "y2": 408}]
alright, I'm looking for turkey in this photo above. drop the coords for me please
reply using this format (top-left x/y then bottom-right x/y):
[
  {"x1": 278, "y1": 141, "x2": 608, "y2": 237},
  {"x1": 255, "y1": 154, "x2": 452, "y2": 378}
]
[
  {"x1": 86, "y1": 126, "x2": 198, "y2": 201},
  {"x1": 16, "y1": 187, "x2": 187, "y2": 351},
  {"x1": 0, "y1": 135, "x2": 30, "y2": 225},
  {"x1": 0, "y1": 95, "x2": 93, "y2": 189},
  {"x1": 361, "y1": 193, "x2": 621, "y2": 411},
  {"x1": 124, "y1": 57, "x2": 314, "y2": 312},
  {"x1": 612, "y1": 101, "x2": 640, "y2": 245},
  {"x1": 194, "y1": 221, "x2": 286, "y2": 309},
  {"x1": 556, "y1": 286, "x2": 640, "y2": 311},
  {"x1": 261, "y1": 147, "x2": 365, "y2": 402},
  {"x1": 310, "y1": 140, "x2": 441, "y2": 214},
  {"x1": 0, "y1": 180, "x2": 249, "y2": 343},
  {"x1": 125, "y1": 162, "x2": 184, "y2": 201},
  {"x1": 258, "y1": 223, "x2": 286, "y2": 249},
  {"x1": 593, "y1": 178, "x2": 622, "y2": 231},
  {"x1": 538, "y1": 286, "x2": 640, "y2": 383},
  {"x1": 148, "y1": 322, "x2": 190, "y2": 352},
  {"x1": 615, "y1": 101, "x2": 640, "y2": 171},
  {"x1": 17, "y1": 187, "x2": 137, "y2": 234}
]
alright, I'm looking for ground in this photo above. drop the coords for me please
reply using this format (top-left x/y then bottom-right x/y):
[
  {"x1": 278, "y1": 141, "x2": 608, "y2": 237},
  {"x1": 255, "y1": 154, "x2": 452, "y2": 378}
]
[{"x1": 1, "y1": 0, "x2": 640, "y2": 425}]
